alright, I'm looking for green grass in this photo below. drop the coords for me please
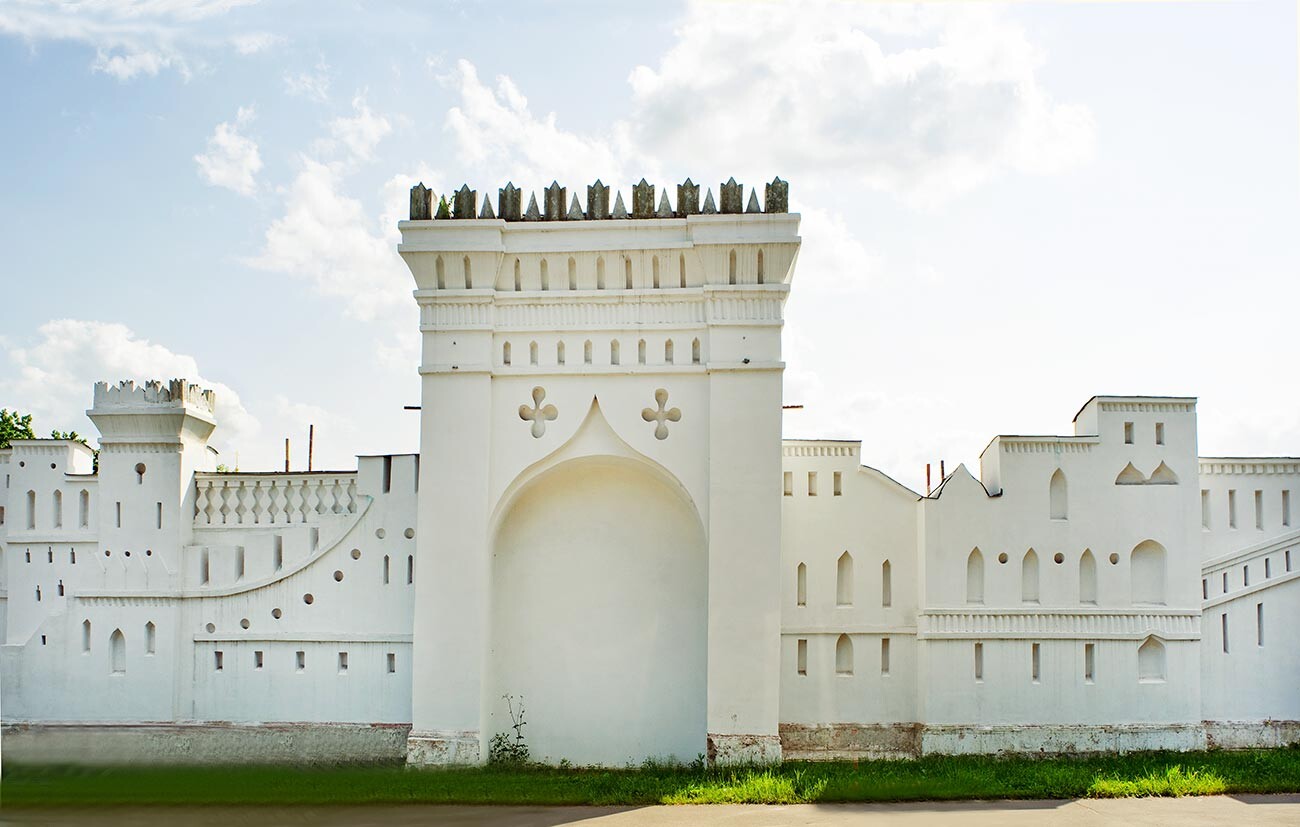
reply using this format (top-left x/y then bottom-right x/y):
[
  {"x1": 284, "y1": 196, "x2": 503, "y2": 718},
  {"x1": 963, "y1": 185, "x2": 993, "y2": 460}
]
[{"x1": 3, "y1": 748, "x2": 1298, "y2": 808}]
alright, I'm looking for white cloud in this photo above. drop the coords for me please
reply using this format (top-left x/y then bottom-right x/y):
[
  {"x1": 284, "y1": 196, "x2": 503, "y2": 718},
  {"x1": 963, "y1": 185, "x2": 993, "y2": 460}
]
[
  {"x1": 791, "y1": 205, "x2": 881, "y2": 293},
  {"x1": 232, "y1": 31, "x2": 279, "y2": 55},
  {"x1": 194, "y1": 105, "x2": 262, "y2": 195},
  {"x1": 321, "y1": 96, "x2": 392, "y2": 164},
  {"x1": 0, "y1": 0, "x2": 263, "y2": 80},
  {"x1": 1, "y1": 319, "x2": 259, "y2": 453},
  {"x1": 284, "y1": 58, "x2": 331, "y2": 102},
  {"x1": 625, "y1": 2, "x2": 1094, "y2": 207}
]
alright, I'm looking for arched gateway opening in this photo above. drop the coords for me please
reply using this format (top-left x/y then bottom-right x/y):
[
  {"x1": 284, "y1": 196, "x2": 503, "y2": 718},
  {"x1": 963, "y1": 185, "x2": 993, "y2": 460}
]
[{"x1": 489, "y1": 455, "x2": 707, "y2": 765}]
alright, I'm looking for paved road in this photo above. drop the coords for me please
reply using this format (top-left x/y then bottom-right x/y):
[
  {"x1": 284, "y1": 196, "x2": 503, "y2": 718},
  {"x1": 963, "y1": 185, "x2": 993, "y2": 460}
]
[{"x1": 2, "y1": 796, "x2": 1298, "y2": 826}]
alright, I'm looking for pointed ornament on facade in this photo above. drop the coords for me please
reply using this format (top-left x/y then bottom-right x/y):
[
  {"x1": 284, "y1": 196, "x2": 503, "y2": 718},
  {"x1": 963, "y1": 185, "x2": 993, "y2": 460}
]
[
  {"x1": 524, "y1": 193, "x2": 541, "y2": 221},
  {"x1": 479, "y1": 196, "x2": 496, "y2": 219},
  {"x1": 676, "y1": 178, "x2": 700, "y2": 217},
  {"x1": 720, "y1": 177, "x2": 743, "y2": 214},
  {"x1": 587, "y1": 179, "x2": 610, "y2": 219},
  {"x1": 567, "y1": 194, "x2": 584, "y2": 220},
  {"x1": 702, "y1": 189, "x2": 717, "y2": 214},
  {"x1": 544, "y1": 180, "x2": 566, "y2": 221},
  {"x1": 453, "y1": 185, "x2": 477, "y2": 220},
  {"x1": 409, "y1": 182, "x2": 433, "y2": 220},
  {"x1": 499, "y1": 183, "x2": 522, "y2": 222},
  {"x1": 656, "y1": 190, "x2": 673, "y2": 218},
  {"x1": 612, "y1": 191, "x2": 629, "y2": 219},
  {"x1": 765, "y1": 177, "x2": 789, "y2": 214},
  {"x1": 632, "y1": 178, "x2": 655, "y2": 219},
  {"x1": 745, "y1": 190, "x2": 761, "y2": 213}
]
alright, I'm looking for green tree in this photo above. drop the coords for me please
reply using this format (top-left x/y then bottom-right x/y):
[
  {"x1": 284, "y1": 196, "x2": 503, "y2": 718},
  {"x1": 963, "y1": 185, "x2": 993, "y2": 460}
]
[{"x1": 0, "y1": 409, "x2": 35, "y2": 449}]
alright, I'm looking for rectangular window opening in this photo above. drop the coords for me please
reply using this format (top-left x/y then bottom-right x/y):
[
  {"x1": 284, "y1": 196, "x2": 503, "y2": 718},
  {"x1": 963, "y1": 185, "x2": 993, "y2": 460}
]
[
  {"x1": 881, "y1": 637, "x2": 891, "y2": 676},
  {"x1": 214, "y1": 650, "x2": 224, "y2": 671},
  {"x1": 338, "y1": 651, "x2": 348, "y2": 673},
  {"x1": 1222, "y1": 613, "x2": 1229, "y2": 654},
  {"x1": 1265, "y1": 558, "x2": 1272, "y2": 578},
  {"x1": 1255, "y1": 490, "x2": 1264, "y2": 530},
  {"x1": 273, "y1": 535, "x2": 283, "y2": 571},
  {"x1": 254, "y1": 650, "x2": 264, "y2": 670},
  {"x1": 1031, "y1": 642, "x2": 1041, "y2": 683},
  {"x1": 1284, "y1": 490, "x2": 1293, "y2": 528},
  {"x1": 1084, "y1": 643, "x2": 1095, "y2": 684},
  {"x1": 796, "y1": 639, "x2": 807, "y2": 676},
  {"x1": 1243, "y1": 564, "x2": 1250, "y2": 587},
  {"x1": 382, "y1": 455, "x2": 393, "y2": 494},
  {"x1": 156, "y1": 502, "x2": 163, "y2": 530},
  {"x1": 1155, "y1": 422, "x2": 1165, "y2": 445},
  {"x1": 1257, "y1": 602, "x2": 1264, "y2": 647},
  {"x1": 296, "y1": 650, "x2": 306, "y2": 671},
  {"x1": 808, "y1": 471, "x2": 818, "y2": 496},
  {"x1": 1228, "y1": 489, "x2": 1238, "y2": 529},
  {"x1": 387, "y1": 652, "x2": 396, "y2": 674},
  {"x1": 974, "y1": 642, "x2": 984, "y2": 682},
  {"x1": 115, "y1": 501, "x2": 122, "y2": 528},
  {"x1": 783, "y1": 471, "x2": 793, "y2": 497},
  {"x1": 833, "y1": 471, "x2": 842, "y2": 496},
  {"x1": 1123, "y1": 422, "x2": 1134, "y2": 444},
  {"x1": 1202, "y1": 578, "x2": 1208, "y2": 600},
  {"x1": 1201, "y1": 490, "x2": 1211, "y2": 529}
]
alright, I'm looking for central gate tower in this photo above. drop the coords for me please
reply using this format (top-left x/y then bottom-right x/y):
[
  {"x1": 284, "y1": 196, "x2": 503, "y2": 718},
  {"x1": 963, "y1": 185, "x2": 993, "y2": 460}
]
[{"x1": 399, "y1": 178, "x2": 800, "y2": 765}]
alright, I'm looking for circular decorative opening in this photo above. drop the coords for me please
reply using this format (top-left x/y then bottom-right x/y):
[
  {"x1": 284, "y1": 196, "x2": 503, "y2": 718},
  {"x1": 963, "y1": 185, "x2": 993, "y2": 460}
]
[
  {"x1": 1109, "y1": 552, "x2": 1120, "y2": 565},
  {"x1": 333, "y1": 570, "x2": 344, "y2": 582},
  {"x1": 50, "y1": 463, "x2": 57, "y2": 470},
  {"x1": 375, "y1": 528, "x2": 387, "y2": 540},
  {"x1": 135, "y1": 462, "x2": 146, "y2": 476},
  {"x1": 240, "y1": 618, "x2": 250, "y2": 629},
  {"x1": 350, "y1": 548, "x2": 361, "y2": 560},
  {"x1": 271, "y1": 608, "x2": 282, "y2": 619},
  {"x1": 997, "y1": 552, "x2": 1008, "y2": 564},
  {"x1": 104, "y1": 550, "x2": 111, "y2": 557},
  {"x1": 125, "y1": 551, "x2": 131, "y2": 557},
  {"x1": 303, "y1": 593, "x2": 314, "y2": 605},
  {"x1": 205, "y1": 623, "x2": 215, "y2": 633},
  {"x1": 1053, "y1": 553, "x2": 1064, "y2": 565},
  {"x1": 145, "y1": 549, "x2": 153, "y2": 557},
  {"x1": 17, "y1": 461, "x2": 24, "y2": 468},
  {"x1": 404, "y1": 528, "x2": 415, "y2": 539}
]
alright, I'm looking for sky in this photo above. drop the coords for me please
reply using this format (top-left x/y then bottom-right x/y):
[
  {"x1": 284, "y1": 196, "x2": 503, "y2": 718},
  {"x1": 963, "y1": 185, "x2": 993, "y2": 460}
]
[{"x1": 0, "y1": 0, "x2": 1297, "y2": 492}]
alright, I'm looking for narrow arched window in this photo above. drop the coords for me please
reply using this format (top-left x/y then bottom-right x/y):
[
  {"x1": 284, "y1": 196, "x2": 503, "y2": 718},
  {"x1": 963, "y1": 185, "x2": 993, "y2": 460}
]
[
  {"x1": 665, "y1": 340, "x2": 674, "y2": 364},
  {"x1": 568, "y1": 256, "x2": 577, "y2": 290},
  {"x1": 52, "y1": 489, "x2": 62, "y2": 529},
  {"x1": 110, "y1": 629, "x2": 125, "y2": 674},
  {"x1": 557, "y1": 341, "x2": 566, "y2": 365},
  {"x1": 1138, "y1": 636, "x2": 1166, "y2": 682},
  {"x1": 638, "y1": 339, "x2": 647, "y2": 365},
  {"x1": 966, "y1": 548, "x2": 984, "y2": 604},
  {"x1": 881, "y1": 560, "x2": 892, "y2": 607},
  {"x1": 407, "y1": 554, "x2": 414, "y2": 585},
  {"x1": 1131, "y1": 540, "x2": 1167, "y2": 605},
  {"x1": 463, "y1": 255, "x2": 472, "y2": 288},
  {"x1": 83, "y1": 619, "x2": 91, "y2": 652},
  {"x1": 728, "y1": 249, "x2": 737, "y2": 285},
  {"x1": 513, "y1": 258, "x2": 521, "y2": 291},
  {"x1": 529, "y1": 341, "x2": 538, "y2": 366},
  {"x1": 596, "y1": 256, "x2": 606, "y2": 289},
  {"x1": 145, "y1": 621, "x2": 156, "y2": 655},
  {"x1": 1050, "y1": 469, "x2": 1068, "y2": 520},
  {"x1": 757, "y1": 249, "x2": 765, "y2": 284},
  {"x1": 835, "y1": 634, "x2": 854, "y2": 675},
  {"x1": 435, "y1": 255, "x2": 446, "y2": 289},
  {"x1": 583, "y1": 340, "x2": 592, "y2": 365},
  {"x1": 502, "y1": 342, "x2": 511, "y2": 366},
  {"x1": 26, "y1": 490, "x2": 35, "y2": 530},
  {"x1": 1079, "y1": 549, "x2": 1098, "y2": 604},
  {"x1": 692, "y1": 338, "x2": 701, "y2": 365},
  {"x1": 383, "y1": 554, "x2": 390, "y2": 585},
  {"x1": 796, "y1": 562, "x2": 807, "y2": 607},
  {"x1": 836, "y1": 551, "x2": 854, "y2": 606},
  {"x1": 679, "y1": 253, "x2": 687, "y2": 288},
  {"x1": 1022, "y1": 549, "x2": 1040, "y2": 603},
  {"x1": 79, "y1": 490, "x2": 90, "y2": 528},
  {"x1": 540, "y1": 259, "x2": 549, "y2": 291}
]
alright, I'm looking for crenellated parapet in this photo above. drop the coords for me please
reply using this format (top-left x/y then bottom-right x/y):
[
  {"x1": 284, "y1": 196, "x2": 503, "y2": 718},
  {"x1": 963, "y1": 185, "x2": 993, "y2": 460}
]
[
  {"x1": 91, "y1": 379, "x2": 215, "y2": 415},
  {"x1": 409, "y1": 177, "x2": 789, "y2": 222}
]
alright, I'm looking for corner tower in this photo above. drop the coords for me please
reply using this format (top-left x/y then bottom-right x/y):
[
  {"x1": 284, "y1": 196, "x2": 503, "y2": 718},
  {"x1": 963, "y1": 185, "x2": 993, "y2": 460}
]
[{"x1": 399, "y1": 178, "x2": 800, "y2": 766}]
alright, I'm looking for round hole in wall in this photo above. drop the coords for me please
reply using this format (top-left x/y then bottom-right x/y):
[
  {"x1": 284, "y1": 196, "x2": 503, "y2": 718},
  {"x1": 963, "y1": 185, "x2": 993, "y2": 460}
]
[
  {"x1": 205, "y1": 623, "x2": 216, "y2": 633},
  {"x1": 997, "y1": 553, "x2": 1008, "y2": 564},
  {"x1": 375, "y1": 528, "x2": 387, "y2": 540},
  {"x1": 1109, "y1": 553, "x2": 1119, "y2": 565},
  {"x1": 17, "y1": 461, "x2": 24, "y2": 468},
  {"x1": 135, "y1": 462, "x2": 146, "y2": 476},
  {"x1": 1053, "y1": 553, "x2": 1064, "y2": 565},
  {"x1": 146, "y1": 549, "x2": 152, "y2": 557},
  {"x1": 303, "y1": 593, "x2": 314, "y2": 605},
  {"x1": 104, "y1": 550, "x2": 111, "y2": 557},
  {"x1": 124, "y1": 551, "x2": 131, "y2": 557},
  {"x1": 404, "y1": 528, "x2": 415, "y2": 539},
  {"x1": 272, "y1": 608, "x2": 282, "y2": 619},
  {"x1": 333, "y1": 570, "x2": 344, "y2": 582},
  {"x1": 240, "y1": 618, "x2": 250, "y2": 629},
  {"x1": 350, "y1": 548, "x2": 361, "y2": 560},
  {"x1": 51, "y1": 463, "x2": 57, "y2": 470}
]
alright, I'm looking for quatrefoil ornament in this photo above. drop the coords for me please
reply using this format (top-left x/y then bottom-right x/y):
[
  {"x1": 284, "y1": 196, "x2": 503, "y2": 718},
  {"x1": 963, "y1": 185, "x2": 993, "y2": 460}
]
[
  {"x1": 519, "y1": 386, "x2": 558, "y2": 438},
  {"x1": 641, "y1": 388, "x2": 681, "y2": 440}
]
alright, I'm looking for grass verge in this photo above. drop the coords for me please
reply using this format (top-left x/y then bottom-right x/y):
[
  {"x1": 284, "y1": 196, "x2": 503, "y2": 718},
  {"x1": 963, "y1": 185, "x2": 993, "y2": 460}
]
[{"x1": 2, "y1": 748, "x2": 1297, "y2": 807}]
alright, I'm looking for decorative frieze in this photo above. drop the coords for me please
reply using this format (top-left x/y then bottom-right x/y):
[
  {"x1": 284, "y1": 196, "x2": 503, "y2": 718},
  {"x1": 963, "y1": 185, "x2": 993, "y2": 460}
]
[{"x1": 918, "y1": 609, "x2": 1200, "y2": 640}]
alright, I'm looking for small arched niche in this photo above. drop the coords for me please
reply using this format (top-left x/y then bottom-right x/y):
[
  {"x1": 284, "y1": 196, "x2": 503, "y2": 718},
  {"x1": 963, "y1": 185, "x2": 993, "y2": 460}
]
[
  {"x1": 1131, "y1": 540, "x2": 1167, "y2": 605},
  {"x1": 1148, "y1": 461, "x2": 1179, "y2": 485},
  {"x1": 835, "y1": 633, "x2": 854, "y2": 675},
  {"x1": 1021, "y1": 549, "x2": 1040, "y2": 604},
  {"x1": 1049, "y1": 468, "x2": 1068, "y2": 520},
  {"x1": 1138, "y1": 635, "x2": 1166, "y2": 682},
  {"x1": 796, "y1": 562, "x2": 807, "y2": 607},
  {"x1": 110, "y1": 628, "x2": 125, "y2": 674},
  {"x1": 966, "y1": 548, "x2": 984, "y2": 604},
  {"x1": 1116, "y1": 463, "x2": 1146, "y2": 485},
  {"x1": 836, "y1": 551, "x2": 854, "y2": 607},
  {"x1": 1079, "y1": 549, "x2": 1098, "y2": 605}
]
